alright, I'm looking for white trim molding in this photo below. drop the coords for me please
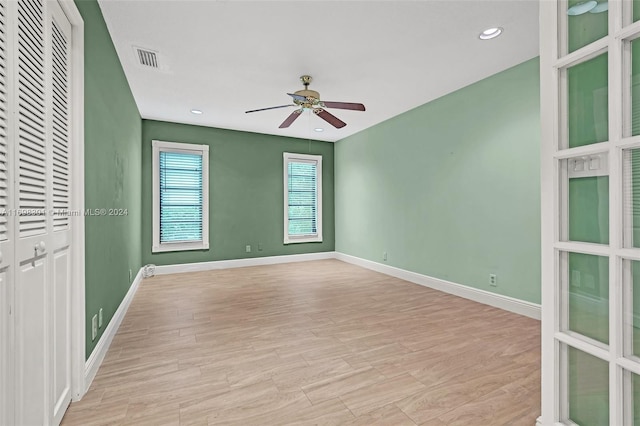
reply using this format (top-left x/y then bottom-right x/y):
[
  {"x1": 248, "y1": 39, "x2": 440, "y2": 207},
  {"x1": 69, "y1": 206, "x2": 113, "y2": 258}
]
[
  {"x1": 83, "y1": 267, "x2": 144, "y2": 395},
  {"x1": 152, "y1": 140, "x2": 210, "y2": 253},
  {"x1": 283, "y1": 152, "x2": 323, "y2": 245},
  {"x1": 334, "y1": 252, "x2": 541, "y2": 320},
  {"x1": 154, "y1": 251, "x2": 336, "y2": 275},
  {"x1": 58, "y1": 0, "x2": 85, "y2": 404}
]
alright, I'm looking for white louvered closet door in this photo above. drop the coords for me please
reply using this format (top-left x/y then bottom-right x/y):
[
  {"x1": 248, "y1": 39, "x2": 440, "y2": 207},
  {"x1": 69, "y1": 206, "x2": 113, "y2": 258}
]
[
  {"x1": 13, "y1": 0, "x2": 73, "y2": 424},
  {"x1": 13, "y1": 0, "x2": 51, "y2": 425},
  {"x1": 14, "y1": 0, "x2": 50, "y2": 424}
]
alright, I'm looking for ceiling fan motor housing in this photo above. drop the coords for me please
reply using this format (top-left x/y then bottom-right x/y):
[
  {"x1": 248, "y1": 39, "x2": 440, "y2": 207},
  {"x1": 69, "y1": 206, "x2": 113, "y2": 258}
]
[{"x1": 293, "y1": 89, "x2": 320, "y2": 107}]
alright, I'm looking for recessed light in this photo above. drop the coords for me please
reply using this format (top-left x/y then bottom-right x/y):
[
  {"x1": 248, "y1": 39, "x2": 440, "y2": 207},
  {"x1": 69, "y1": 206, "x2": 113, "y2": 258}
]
[
  {"x1": 479, "y1": 27, "x2": 503, "y2": 40},
  {"x1": 190, "y1": 109, "x2": 203, "y2": 115},
  {"x1": 590, "y1": 1, "x2": 608, "y2": 13},
  {"x1": 567, "y1": 1, "x2": 597, "y2": 15},
  {"x1": 314, "y1": 128, "x2": 324, "y2": 132}
]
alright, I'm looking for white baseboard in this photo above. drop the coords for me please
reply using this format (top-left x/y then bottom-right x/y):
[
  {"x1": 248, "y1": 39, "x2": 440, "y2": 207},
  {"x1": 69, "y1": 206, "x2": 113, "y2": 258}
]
[
  {"x1": 334, "y1": 252, "x2": 541, "y2": 320},
  {"x1": 83, "y1": 267, "x2": 144, "y2": 394},
  {"x1": 153, "y1": 251, "x2": 336, "y2": 275}
]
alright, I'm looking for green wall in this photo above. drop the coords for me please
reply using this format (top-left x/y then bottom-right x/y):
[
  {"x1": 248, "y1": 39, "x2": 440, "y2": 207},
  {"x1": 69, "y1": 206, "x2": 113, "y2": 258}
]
[
  {"x1": 76, "y1": 0, "x2": 142, "y2": 358},
  {"x1": 141, "y1": 120, "x2": 334, "y2": 266},
  {"x1": 335, "y1": 57, "x2": 541, "y2": 304}
]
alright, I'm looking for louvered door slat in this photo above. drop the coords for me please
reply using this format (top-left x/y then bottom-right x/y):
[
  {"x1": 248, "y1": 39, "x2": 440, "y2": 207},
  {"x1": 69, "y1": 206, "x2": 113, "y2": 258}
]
[
  {"x1": 18, "y1": 110, "x2": 46, "y2": 137},
  {"x1": 16, "y1": 45, "x2": 43, "y2": 79},
  {"x1": 52, "y1": 90, "x2": 66, "y2": 107},
  {"x1": 17, "y1": 138, "x2": 45, "y2": 162},
  {"x1": 16, "y1": 82, "x2": 45, "y2": 114},
  {"x1": 17, "y1": 0, "x2": 46, "y2": 236},
  {"x1": 52, "y1": 160, "x2": 68, "y2": 173},
  {"x1": 20, "y1": 4, "x2": 43, "y2": 39},
  {"x1": 52, "y1": 150, "x2": 67, "y2": 162},
  {"x1": 16, "y1": 76, "x2": 45, "y2": 111},
  {"x1": 16, "y1": 17, "x2": 42, "y2": 55},
  {"x1": 51, "y1": 15, "x2": 69, "y2": 231}
]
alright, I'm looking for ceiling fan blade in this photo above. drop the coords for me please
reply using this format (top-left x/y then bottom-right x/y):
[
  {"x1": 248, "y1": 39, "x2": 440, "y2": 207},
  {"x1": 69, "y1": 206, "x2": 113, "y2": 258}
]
[
  {"x1": 245, "y1": 104, "x2": 295, "y2": 114},
  {"x1": 322, "y1": 101, "x2": 366, "y2": 111},
  {"x1": 315, "y1": 108, "x2": 346, "y2": 129},
  {"x1": 279, "y1": 110, "x2": 303, "y2": 128},
  {"x1": 287, "y1": 93, "x2": 308, "y2": 102}
]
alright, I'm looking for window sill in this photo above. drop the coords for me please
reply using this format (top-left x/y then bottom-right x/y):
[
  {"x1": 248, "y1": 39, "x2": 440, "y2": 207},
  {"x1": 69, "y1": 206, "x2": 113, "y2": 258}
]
[
  {"x1": 152, "y1": 241, "x2": 209, "y2": 253},
  {"x1": 284, "y1": 235, "x2": 323, "y2": 245}
]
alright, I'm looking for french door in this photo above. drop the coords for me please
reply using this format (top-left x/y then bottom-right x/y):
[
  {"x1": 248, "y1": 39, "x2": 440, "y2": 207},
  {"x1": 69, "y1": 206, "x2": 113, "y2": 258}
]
[
  {"x1": 541, "y1": 0, "x2": 640, "y2": 424},
  {"x1": 0, "y1": 0, "x2": 74, "y2": 424}
]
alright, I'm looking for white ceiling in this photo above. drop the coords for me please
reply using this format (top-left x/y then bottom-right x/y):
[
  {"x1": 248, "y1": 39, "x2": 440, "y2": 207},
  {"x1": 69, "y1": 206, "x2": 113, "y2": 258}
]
[{"x1": 99, "y1": 0, "x2": 539, "y2": 143}]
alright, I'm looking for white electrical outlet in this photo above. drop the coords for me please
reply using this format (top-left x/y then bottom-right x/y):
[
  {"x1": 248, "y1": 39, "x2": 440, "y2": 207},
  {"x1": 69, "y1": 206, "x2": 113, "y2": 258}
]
[
  {"x1": 98, "y1": 308, "x2": 103, "y2": 328},
  {"x1": 129, "y1": 269, "x2": 132, "y2": 282},
  {"x1": 92, "y1": 315, "x2": 98, "y2": 341},
  {"x1": 245, "y1": 245, "x2": 251, "y2": 253},
  {"x1": 489, "y1": 274, "x2": 497, "y2": 287}
]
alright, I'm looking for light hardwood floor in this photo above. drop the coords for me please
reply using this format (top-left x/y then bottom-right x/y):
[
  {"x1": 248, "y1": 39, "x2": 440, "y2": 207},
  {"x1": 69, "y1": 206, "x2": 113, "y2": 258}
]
[{"x1": 61, "y1": 259, "x2": 540, "y2": 426}]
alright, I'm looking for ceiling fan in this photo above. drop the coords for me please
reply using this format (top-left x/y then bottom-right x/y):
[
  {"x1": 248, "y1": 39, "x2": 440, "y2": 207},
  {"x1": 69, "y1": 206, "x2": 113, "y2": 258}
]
[{"x1": 245, "y1": 75, "x2": 365, "y2": 129}]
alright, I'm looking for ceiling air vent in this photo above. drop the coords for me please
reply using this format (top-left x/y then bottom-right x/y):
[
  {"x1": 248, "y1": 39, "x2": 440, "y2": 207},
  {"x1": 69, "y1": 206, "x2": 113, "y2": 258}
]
[{"x1": 133, "y1": 46, "x2": 159, "y2": 69}]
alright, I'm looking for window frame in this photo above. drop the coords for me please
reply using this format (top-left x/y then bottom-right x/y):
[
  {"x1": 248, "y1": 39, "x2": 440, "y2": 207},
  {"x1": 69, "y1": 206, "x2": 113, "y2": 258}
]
[
  {"x1": 283, "y1": 152, "x2": 323, "y2": 244},
  {"x1": 152, "y1": 140, "x2": 209, "y2": 253}
]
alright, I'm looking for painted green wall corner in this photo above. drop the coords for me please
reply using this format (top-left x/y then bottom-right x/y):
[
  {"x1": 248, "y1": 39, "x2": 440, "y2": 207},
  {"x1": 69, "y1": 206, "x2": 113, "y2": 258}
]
[
  {"x1": 335, "y1": 57, "x2": 541, "y2": 304},
  {"x1": 75, "y1": 0, "x2": 142, "y2": 359},
  {"x1": 141, "y1": 120, "x2": 334, "y2": 266}
]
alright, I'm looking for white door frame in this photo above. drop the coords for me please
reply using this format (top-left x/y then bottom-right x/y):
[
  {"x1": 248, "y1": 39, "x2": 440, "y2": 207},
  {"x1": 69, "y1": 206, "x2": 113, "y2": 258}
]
[
  {"x1": 540, "y1": 1, "x2": 640, "y2": 424},
  {"x1": 539, "y1": 1, "x2": 557, "y2": 424},
  {"x1": 57, "y1": 0, "x2": 85, "y2": 402}
]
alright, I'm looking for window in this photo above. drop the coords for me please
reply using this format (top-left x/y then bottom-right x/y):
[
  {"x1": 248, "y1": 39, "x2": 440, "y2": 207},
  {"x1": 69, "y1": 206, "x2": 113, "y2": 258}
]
[
  {"x1": 152, "y1": 140, "x2": 209, "y2": 253},
  {"x1": 283, "y1": 152, "x2": 322, "y2": 244}
]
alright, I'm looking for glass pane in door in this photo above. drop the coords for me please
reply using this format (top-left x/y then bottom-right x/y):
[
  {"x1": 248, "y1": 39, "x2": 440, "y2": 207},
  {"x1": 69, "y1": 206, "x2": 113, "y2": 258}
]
[
  {"x1": 624, "y1": 260, "x2": 640, "y2": 357},
  {"x1": 567, "y1": 0, "x2": 608, "y2": 53},
  {"x1": 623, "y1": 148, "x2": 640, "y2": 247},
  {"x1": 565, "y1": 252, "x2": 609, "y2": 344},
  {"x1": 568, "y1": 174, "x2": 609, "y2": 244},
  {"x1": 625, "y1": 370, "x2": 640, "y2": 424},
  {"x1": 567, "y1": 346, "x2": 609, "y2": 425},
  {"x1": 567, "y1": 54, "x2": 609, "y2": 148},
  {"x1": 631, "y1": 40, "x2": 640, "y2": 136}
]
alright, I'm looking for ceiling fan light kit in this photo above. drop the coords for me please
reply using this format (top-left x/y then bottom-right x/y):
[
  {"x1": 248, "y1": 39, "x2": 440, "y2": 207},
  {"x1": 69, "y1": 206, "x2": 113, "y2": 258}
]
[{"x1": 245, "y1": 75, "x2": 366, "y2": 129}]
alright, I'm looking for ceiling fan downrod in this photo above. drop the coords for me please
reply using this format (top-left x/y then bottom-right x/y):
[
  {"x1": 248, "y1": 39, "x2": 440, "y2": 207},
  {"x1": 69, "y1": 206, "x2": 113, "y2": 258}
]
[{"x1": 300, "y1": 75, "x2": 312, "y2": 89}]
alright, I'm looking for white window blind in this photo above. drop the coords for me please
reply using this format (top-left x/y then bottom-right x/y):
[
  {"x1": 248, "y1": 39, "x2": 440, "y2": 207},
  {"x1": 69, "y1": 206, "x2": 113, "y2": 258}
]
[
  {"x1": 288, "y1": 161, "x2": 317, "y2": 235},
  {"x1": 283, "y1": 152, "x2": 322, "y2": 244},
  {"x1": 152, "y1": 140, "x2": 209, "y2": 253},
  {"x1": 159, "y1": 151, "x2": 203, "y2": 243}
]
